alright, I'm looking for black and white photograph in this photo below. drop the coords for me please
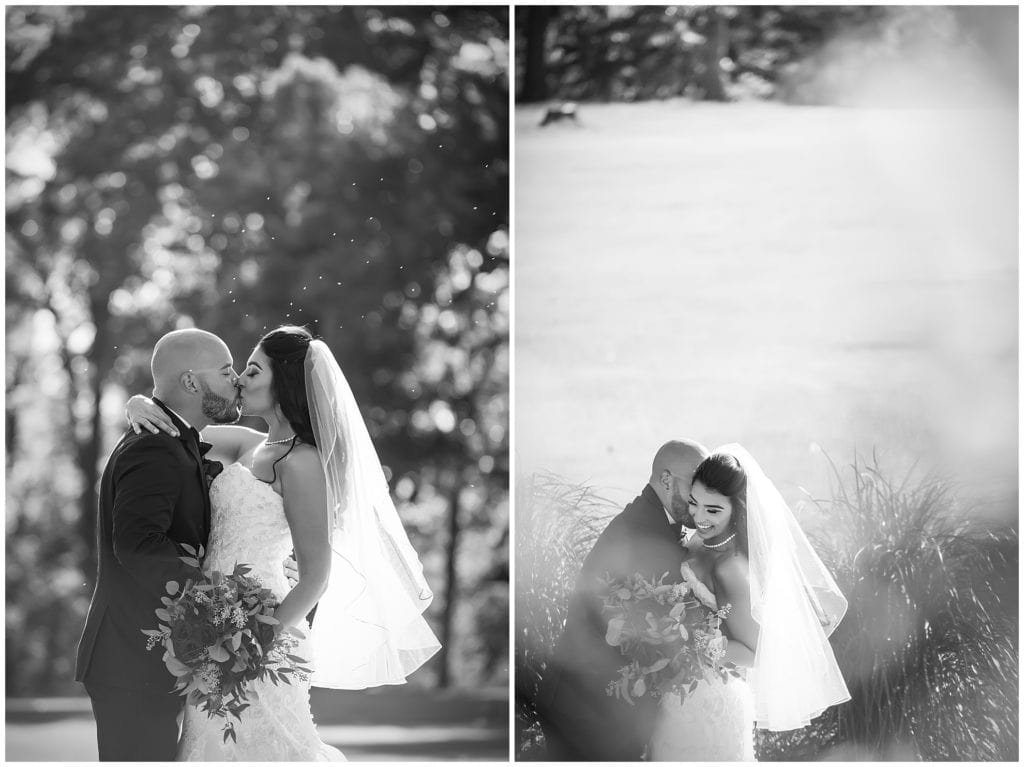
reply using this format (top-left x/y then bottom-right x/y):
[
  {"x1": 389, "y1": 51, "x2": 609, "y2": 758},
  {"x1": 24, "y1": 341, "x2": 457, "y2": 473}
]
[
  {"x1": 514, "y1": 5, "x2": 1017, "y2": 762},
  {"x1": 6, "y1": 5, "x2": 508, "y2": 761}
]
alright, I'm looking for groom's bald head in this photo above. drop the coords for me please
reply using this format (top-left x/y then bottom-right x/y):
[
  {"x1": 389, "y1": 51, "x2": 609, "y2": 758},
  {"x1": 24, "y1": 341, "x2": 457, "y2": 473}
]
[
  {"x1": 649, "y1": 439, "x2": 709, "y2": 523},
  {"x1": 151, "y1": 329, "x2": 230, "y2": 391},
  {"x1": 651, "y1": 439, "x2": 708, "y2": 480},
  {"x1": 150, "y1": 328, "x2": 240, "y2": 429}
]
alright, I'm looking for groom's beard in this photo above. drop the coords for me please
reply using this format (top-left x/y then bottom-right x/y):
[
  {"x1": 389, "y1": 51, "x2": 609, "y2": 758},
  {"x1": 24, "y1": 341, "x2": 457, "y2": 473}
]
[
  {"x1": 669, "y1": 483, "x2": 695, "y2": 529},
  {"x1": 200, "y1": 384, "x2": 241, "y2": 424}
]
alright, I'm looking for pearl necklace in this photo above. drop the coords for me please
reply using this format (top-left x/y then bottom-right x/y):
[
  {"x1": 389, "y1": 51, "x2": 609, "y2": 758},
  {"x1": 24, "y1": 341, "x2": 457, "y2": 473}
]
[
  {"x1": 264, "y1": 435, "x2": 296, "y2": 447},
  {"x1": 702, "y1": 531, "x2": 737, "y2": 550}
]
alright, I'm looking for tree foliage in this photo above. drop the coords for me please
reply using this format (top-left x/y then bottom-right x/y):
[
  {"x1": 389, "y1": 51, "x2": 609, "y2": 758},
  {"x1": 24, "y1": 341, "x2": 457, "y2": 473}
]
[
  {"x1": 6, "y1": 5, "x2": 508, "y2": 695},
  {"x1": 515, "y1": 6, "x2": 1017, "y2": 104}
]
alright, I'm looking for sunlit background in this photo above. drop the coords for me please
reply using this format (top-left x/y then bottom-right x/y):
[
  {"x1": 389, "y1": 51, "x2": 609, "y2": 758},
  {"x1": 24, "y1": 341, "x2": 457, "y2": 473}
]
[
  {"x1": 514, "y1": 6, "x2": 1016, "y2": 761},
  {"x1": 6, "y1": 6, "x2": 508, "y2": 760}
]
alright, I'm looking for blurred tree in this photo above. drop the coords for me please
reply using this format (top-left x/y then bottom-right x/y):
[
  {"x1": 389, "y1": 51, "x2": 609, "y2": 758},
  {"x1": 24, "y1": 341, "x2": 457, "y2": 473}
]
[
  {"x1": 692, "y1": 7, "x2": 729, "y2": 101},
  {"x1": 517, "y1": 7, "x2": 554, "y2": 103},
  {"x1": 514, "y1": 5, "x2": 739, "y2": 102},
  {"x1": 513, "y1": 5, "x2": 1013, "y2": 104},
  {"x1": 404, "y1": 236, "x2": 510, "y2": 686},
  {"x1": 6, "y1": 5, "x2": 508, "y2": 695}
]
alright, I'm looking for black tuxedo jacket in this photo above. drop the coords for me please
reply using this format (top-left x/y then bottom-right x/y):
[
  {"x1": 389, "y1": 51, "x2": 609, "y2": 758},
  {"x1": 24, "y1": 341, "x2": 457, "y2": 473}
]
[
  {"x1": 75, "y1": 401, "x2": 211, "y2": 692},
  {"x1": 539, "y1": 485, "x2": 687, "y2": 761}
]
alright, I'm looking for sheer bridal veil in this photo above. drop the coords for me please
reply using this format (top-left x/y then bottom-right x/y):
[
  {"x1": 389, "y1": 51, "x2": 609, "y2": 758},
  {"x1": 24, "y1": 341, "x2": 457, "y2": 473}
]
[
  {"x1": 305, "y1": 340, "x2": 440, "y2": 689},
  {"x1": 716, "y1": 444, "x2": 851, "y2": 731}
]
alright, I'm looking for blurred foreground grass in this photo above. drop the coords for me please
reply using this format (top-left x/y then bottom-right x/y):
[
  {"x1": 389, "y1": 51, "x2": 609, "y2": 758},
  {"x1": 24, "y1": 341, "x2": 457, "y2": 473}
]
[
  {"x1": 514, "y1": 474, "x2": 614, "y2": 757},
  {"x1": 515, "y1": 456, "x2": 1017, "y2": 761}
]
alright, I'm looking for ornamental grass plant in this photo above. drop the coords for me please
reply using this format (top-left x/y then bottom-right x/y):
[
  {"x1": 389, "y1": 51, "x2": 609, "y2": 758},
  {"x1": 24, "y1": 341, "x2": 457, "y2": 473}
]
[
  {"x1": 757, "y1": 453, "x2": 1017, "y2": 761},
  {"x1": 514, "y1": 473, "x2": 616, "y2": 759}
]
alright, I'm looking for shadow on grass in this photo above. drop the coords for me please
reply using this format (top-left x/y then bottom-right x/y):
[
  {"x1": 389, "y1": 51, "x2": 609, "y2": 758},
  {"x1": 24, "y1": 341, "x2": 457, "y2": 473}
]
[{"x1": 7, "y1": 686, "x2": 509, "y2": 762}]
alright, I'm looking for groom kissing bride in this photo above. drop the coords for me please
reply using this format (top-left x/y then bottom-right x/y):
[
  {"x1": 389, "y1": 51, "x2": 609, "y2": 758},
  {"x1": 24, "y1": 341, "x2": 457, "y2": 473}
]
[
  {"x1": 75, "y1": 327, "x2": 440, "y2": 761},
  {"x1": 537, "y1": 439, "x2": 851, "y2": 761}
]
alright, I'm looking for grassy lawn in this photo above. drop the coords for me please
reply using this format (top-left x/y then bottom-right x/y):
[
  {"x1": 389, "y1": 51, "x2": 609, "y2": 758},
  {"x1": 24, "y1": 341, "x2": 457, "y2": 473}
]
[{"x1": 514, "y1": 101, "x2": 1017, "y2": 523}]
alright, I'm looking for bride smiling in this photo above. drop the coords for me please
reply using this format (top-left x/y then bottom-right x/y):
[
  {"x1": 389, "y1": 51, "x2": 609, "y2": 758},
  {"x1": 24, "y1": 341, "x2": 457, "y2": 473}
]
[{"x1": 650, "y1": 445, "x2": 850, "y2": 761}]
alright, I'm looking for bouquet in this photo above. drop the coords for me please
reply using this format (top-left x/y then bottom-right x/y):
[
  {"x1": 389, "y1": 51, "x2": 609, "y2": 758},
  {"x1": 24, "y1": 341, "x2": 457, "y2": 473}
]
[
  {"x1": 601, "y1": 563, "x2": 739, "y2": 705},
  {"x1": 142, "y1": 544, "x2": 312, "y2": 743}
]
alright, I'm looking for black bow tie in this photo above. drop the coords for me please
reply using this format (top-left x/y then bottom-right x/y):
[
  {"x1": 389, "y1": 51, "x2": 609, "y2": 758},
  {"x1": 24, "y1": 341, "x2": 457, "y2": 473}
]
[
  {"x1": 203, "y1": 455, "x2": 223, "y2": 485},
  {"x1": 669, "y1": 521, "x2": 684, "y2": 538},
  {"x1": 185, "y1": 427, "x2": 221, "y2": 487},
  {"x1": 186, "y1": 427, "x2": 213, "y2": 457}
]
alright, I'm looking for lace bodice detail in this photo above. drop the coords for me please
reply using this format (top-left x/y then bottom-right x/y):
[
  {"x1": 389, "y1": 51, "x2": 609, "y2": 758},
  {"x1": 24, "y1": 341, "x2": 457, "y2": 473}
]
[{"x1": 204, "y1": 463, "x2": 292, "y2": 599}]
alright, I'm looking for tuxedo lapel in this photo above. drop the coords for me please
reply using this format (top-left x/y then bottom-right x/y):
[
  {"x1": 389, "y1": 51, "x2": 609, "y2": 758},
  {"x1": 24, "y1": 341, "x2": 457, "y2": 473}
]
[
  {"x1": 186, "y1": 434, "x2": 212, "y2": 538},
  {"x1": 634, "y1": 484, "x2": 678, "y2": 538},
  {"x1": 623, "y1": 485, "x2": 686, "y2": 584},
  {"x1": 152, "y1": 398, "x2": 211, "y2": 537}
]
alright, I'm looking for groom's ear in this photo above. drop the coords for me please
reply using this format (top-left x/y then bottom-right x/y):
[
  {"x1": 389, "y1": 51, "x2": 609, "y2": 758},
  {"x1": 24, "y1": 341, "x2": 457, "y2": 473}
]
[
  {"x1": 181, "y1": 371, "x2": 199, "y2": 394},
  {"x1": 660, "y1": 469, "x2": 672, "y2": 490}
]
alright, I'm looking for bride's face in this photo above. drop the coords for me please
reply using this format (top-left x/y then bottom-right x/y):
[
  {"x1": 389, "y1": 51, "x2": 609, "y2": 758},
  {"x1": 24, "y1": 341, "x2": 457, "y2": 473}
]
[
  {"x1": 238, "y1": 346, "x2": 275, "y2": 416},
  {"x1": 688, "y1": 480, "x2": 734, "y2": 542}
]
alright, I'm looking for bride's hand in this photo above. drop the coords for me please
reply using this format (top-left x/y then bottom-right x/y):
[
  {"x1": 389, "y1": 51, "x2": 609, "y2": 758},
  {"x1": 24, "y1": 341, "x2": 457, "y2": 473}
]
[
  {"x1": 126, "y1": 394, "x2": 179, "y2": 436},
  {"x1": 269, "y1": 610, "x2": 307, "y2": 640},
  {"x1": 282, "y1": 554, "x2": 299, "y2": 588}
]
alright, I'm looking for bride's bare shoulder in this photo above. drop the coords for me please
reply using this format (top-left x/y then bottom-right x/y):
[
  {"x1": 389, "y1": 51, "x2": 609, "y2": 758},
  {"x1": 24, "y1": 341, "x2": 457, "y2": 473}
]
[
  {"x1": 711, "y1": 550, "x2": 749, "y2": 588},
  {"x1": 278, "y1": 443, "x2": 323, "y2": 479},
  {"x1": 201, "y1": 424, "x2": 265, "y2": 445},
  {"x1": 682, "y1": 544, "x2": 716, "y2": 583},
  {"x1": 200, "y1": 425, "x2": 266, "y2": 463}
]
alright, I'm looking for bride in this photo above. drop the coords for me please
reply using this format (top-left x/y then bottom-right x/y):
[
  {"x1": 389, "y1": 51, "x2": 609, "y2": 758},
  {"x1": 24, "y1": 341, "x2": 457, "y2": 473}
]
[
  {"x1": 649, "y1": 444, "x2": 850, "y2": 761},
  {"x1": 127, "y1": 325, "x2": 441, "y2": 760}
]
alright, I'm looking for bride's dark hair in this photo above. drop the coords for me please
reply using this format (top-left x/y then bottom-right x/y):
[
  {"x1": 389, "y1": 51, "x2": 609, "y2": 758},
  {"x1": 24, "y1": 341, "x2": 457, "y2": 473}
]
[
  {"x1": 258, "y1": 326, "x2": 318, "y2": 480},
  {"x1": 691, "y1": 453, "x2": 748, "y2": 557}
]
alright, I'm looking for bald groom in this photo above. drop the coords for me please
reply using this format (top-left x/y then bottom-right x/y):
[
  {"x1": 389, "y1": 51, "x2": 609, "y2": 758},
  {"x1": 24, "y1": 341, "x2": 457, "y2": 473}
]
[
  {"x1": 75, "y1": 329, "x2": 241, "y2": 761},
  {"x1": 538, "y1": 439, "x2": 709, "y2": 761}
]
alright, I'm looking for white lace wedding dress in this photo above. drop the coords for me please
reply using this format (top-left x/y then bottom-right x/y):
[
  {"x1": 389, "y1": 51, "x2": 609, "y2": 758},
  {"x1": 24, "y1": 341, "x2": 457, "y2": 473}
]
[
  {"x1": 649, "y1": 670, "x2": 755, "y2": 761},
  {"x1": 177, "y1": 463, "x2": 345, "y2": 762}
]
